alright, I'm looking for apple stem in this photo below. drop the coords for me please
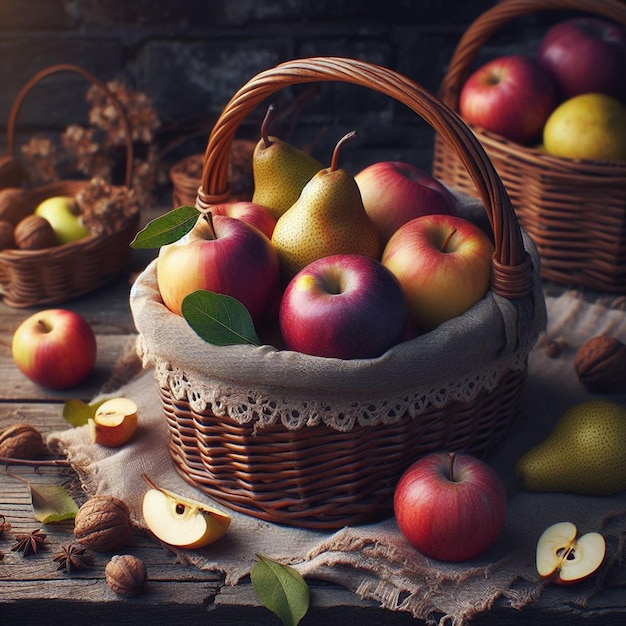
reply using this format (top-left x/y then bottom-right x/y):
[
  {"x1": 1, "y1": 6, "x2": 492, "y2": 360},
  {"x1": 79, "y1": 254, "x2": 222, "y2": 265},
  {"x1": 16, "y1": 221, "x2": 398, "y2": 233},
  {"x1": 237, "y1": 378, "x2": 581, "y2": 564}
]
[
  {"x1": 448, "y1": 451, "x2": 456, "y2": 481},
  {"x1": 441, "y1": 227, "x2": 458, "y2": 253},
  {"x1": 203, "y1": 211, "x2": 218, "y2": 240},
  {"x1": 141, "y1": 473, "x2": 159, "y2": 490},
  {"x1": 330, "y1": 130, "x2": 358, "y2": 172},
  {"x1": 260, "y1": 103, "x2": 277, "y2": 149},
  {"x1": 37, "y1": 319, "x2": 52, "y2": 334}
]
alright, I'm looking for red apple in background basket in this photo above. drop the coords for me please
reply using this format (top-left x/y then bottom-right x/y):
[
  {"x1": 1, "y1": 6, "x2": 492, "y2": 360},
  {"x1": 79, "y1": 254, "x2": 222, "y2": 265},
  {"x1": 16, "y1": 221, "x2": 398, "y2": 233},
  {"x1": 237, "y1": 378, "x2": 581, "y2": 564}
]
[
  {"x1": 382, "y1": 214, "x2": 494, "y2": 332},
  {"x1": 459, "y1": 54, "x2": 557, "y2": 145},
  {"x1": 11, "y1": 309, "x2": 97, "y2": 390},
  {"x1": 538, "y1": 17, "x2": 626, "y2": 103},
  {"x1": 208, "y1": 201, "x2": 277, "y2": 240},
  {"x1": 157, "y1": 213, "x2": 280, "y2": 326},
  {"x1": 393, "y1": 452, "x2": 508, "y2": 562},
  {"x1": 354, "y1": 161, "x2": 459, "y2": 245},
  {"x1": 279, "y1": 254, "x2": 409, "y2": 360}
]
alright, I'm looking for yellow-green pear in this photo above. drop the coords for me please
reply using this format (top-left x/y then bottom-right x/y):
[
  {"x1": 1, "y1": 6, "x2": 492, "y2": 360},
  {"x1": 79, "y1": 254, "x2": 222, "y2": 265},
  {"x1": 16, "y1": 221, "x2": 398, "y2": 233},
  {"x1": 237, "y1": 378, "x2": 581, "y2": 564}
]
[
  {"x1": 516, "y1": 400, "x2": 626, "y2": 496},
  {"x1": 271, "y1": 130, "x2": 381, "y2": 280},
  {"x1": 251, "y1": 104, "x2": 322, "y2": 219}
]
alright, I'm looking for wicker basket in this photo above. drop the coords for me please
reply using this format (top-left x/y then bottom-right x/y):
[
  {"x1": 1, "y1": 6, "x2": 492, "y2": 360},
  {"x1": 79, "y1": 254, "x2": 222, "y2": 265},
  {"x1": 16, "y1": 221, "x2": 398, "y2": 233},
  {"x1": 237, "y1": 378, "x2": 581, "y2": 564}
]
[
  {"x1": 0, "y1": 64, "x2": 140, "y2": 308},
  {"x1": 131, "y1": 57, "x2": 545, "y2": 530},
  {"x1": 433, "y1": 0, "x2": 626, "y2": 293}
]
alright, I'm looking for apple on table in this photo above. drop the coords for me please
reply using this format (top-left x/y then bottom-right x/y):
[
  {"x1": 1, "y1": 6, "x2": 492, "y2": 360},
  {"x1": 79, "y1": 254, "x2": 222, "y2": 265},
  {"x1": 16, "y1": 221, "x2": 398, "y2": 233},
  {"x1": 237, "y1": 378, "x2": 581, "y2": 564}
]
[
  {"x1": 354, "y1": 161, "x2": 459, "y2": 245},
  {"x1": 11, "y1": 308, "x2": 97, "y2": 390}
]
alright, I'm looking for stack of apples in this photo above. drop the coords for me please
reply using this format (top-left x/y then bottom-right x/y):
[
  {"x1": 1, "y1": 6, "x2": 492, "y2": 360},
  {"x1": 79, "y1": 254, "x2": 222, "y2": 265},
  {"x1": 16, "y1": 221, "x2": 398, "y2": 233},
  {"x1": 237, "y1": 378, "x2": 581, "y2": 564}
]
[
  {"x1": 155, "y1": 104, "x2": 496, "y2": 361},
  {"x1": 458, "y1": 16, "x2": 626, "y2": 161}
]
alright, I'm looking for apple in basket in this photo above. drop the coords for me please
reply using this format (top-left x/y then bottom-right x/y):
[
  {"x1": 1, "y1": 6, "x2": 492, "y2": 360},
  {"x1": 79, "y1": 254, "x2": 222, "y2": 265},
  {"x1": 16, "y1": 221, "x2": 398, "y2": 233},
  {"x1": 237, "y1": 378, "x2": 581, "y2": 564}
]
[
  {"x1": 208, "y1": 200, "x2": 277, "y2": 240},
  {"x1": 354, "y1": 161, "x2": 459, "y2": 245},
  {"x1": 459, "y1": 54, "x2": 557, "y2": 145},
  {"x1": 382, "y1": 213, "x2": 494, "y2": 332},
  {"x1": 536, "y1": 521, "x2": 605, "y2": 585},
  {"x1": 538, "y1": 17, "x2": 626, "y2": 102},
  {"x1": 393, "y1": 452, "x2": 508, "y2": 562},
  {"x1": 34, "y1": 196, "x2": 90, "y2": 245},
  {"x1": 279, "y1": 254, "x2": 409, "y2": 359},
  {"x1": 157, "y1": 213, "x2": 281, "y2": 326},
  {"x1": 11, "y1": 308, "x2": 97, "y2": 390}
]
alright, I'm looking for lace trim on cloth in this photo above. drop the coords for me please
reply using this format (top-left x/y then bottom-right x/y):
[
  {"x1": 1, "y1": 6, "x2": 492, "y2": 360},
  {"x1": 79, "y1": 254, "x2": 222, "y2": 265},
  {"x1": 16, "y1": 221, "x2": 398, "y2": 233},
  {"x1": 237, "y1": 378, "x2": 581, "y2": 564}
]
[{"x1": 137, "y1": 335, "x2": 529, "y2": 432}]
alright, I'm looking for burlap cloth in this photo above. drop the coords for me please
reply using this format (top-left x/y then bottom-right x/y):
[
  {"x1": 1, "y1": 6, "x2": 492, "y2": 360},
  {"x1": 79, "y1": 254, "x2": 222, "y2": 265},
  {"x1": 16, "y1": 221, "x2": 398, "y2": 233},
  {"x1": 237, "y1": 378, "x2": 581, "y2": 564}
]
[{"x1": 47, "y1": 211, "x2": 626, "y2": 625}]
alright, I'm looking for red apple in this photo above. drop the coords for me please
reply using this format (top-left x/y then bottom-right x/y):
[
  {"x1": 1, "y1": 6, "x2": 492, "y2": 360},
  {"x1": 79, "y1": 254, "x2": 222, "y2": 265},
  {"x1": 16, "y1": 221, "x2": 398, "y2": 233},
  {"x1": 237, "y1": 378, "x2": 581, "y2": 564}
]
[
  {"x1": 539, "y1": 17, "x2": 626, "y2": 103},
  {"x1": 157, "y1": 214, "x2": 280, "y2": 326},
  {"x1": 354, "y1": 161, "x2": 459, "y2": 244},
  {"x1": 279, "y1": 254, "x2": 409, "y2": 359},
  {"x1": 393, "y1": 452, "x2": 508, "y2": 562},
  {"x1": 11, "y1": 309, "x2": 97, "y2": 390},
  {"x1": 459, "y1": 54, "x2": 557, "y2": 144},
  {"x1": 381, "y1": 214, "x2": 494, "y2": 331},
  {"x1": 208, "y1": 201, "x2": 277, "y2": 240}
]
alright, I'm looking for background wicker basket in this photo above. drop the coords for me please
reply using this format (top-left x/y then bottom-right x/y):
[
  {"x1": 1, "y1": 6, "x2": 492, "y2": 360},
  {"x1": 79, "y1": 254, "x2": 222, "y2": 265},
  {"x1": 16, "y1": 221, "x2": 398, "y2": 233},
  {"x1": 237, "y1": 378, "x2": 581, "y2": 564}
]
[
  {"x1": 432, "y1": 0, "x2": 626, "y2": 293},
  {"x1": 0, "y1": 64, "x2": 140, "y2": 308},
  {"x1": 132, "y1": 57, "x2": 544, "y2": 530}
]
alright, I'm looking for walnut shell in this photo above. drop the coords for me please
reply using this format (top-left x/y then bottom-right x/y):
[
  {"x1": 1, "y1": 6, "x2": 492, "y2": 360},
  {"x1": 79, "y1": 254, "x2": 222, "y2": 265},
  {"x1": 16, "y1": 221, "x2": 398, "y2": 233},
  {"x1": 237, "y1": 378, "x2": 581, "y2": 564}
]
[
  {"x1": 0, "y1": 423, "x2": 45, "y2": 459},
  {"x1": 574, "y1": 335, "x2": 626, "y2": 393},
  {"x1": 105, "y1": 554, "x2": 147, "y2": 597},
  {"x1": 14, "y1": 214, "x2": 58, "y2": 250},
  {"x1": 74, "y1": 495, "x2": 133, "y2": 552},
  {"x1": 0, "y1": 187, "x2": 30, "y2": 226},
  {"x1": 0, "y1": 220, "x2": 15, "y2": 250}
]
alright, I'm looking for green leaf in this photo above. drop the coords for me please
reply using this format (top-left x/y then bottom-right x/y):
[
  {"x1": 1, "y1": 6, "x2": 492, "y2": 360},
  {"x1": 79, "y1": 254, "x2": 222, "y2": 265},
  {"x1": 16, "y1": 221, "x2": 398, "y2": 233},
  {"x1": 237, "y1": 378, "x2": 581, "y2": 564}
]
[
  {"x1": 181, "y1": 290, "x2": 260, "y2": 346},
  {"x1": 30, "y1": 483, "x2": 79, "y2": 523},
  {"x1": 62, "y1": 398, "x2": 108, "y2": 427},
  {"x1": 251, "y1": 554, "x2": 310, "y2": 626},
  {"x1": 130, "y1": 205, "x2": 199, "y2": 248}
]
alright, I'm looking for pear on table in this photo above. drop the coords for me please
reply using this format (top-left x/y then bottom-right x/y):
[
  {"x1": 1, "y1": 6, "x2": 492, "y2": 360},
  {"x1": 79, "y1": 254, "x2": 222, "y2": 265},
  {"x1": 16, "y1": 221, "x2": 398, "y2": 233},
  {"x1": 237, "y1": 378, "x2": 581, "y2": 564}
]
[
  {"x1": 252, "y1": 103, "x2": 323, "y2": 219},
  {"x1": 271, "y1": 130, "x2": 381, "y2": 280},
  {"x1": 89, "y1": 397, "x2": 138, "y2": 448},
  {"x1": 142, "y1": 475, "x2": 231, "y2": 549},
  {"x1": 536, "y1": 521, "x2": 605, "y2": 585}
]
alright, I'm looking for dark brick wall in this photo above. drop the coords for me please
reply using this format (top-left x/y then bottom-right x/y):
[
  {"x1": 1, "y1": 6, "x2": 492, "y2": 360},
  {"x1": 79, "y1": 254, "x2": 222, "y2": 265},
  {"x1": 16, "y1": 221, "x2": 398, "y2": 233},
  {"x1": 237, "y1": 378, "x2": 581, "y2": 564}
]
[{"x1": 0, "y1": 0, "x2": 572, "y2": 175}]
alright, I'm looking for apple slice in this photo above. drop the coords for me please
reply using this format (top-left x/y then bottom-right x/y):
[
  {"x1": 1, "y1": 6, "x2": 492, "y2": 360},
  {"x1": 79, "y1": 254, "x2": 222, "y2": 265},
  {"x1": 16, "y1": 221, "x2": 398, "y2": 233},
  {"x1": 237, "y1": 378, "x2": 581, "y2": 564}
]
[
  {"x1": 536, "y1": 521, "x2": 605, "y2": 585},
  {"x1": 141, "y1": 475, "x2": 231, "y2": 549},
  {"x1": 89, "y1": 397, "x2": 138, "y2": 447}
]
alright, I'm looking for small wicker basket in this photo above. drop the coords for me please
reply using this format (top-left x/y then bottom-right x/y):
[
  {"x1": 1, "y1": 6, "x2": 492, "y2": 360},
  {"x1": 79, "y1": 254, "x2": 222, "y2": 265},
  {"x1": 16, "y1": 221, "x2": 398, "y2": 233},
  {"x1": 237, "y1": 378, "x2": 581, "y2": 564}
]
[
  {"x1": 432, "y1": 0, "x2": 626, "y2": 293},
  {"x1": 0, "y1": 64, "x2": 140, "y2": 308},
  {"x1": 131, "y1": 57, "x2": 545, "y2": 530}
]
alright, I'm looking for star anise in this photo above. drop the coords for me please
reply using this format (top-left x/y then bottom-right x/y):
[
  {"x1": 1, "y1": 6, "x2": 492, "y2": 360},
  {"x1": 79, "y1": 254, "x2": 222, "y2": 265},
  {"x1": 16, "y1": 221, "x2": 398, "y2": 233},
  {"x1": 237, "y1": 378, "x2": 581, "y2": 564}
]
[
  {"x1": 0, "y1": 514, "x2": 11, "y2": 538},
  {"x1": 11, "y1": 529, "x2": 47, "y2": 556},
  {"x1": 52, "y1": 543, "x2": 94, "y2": 574}
]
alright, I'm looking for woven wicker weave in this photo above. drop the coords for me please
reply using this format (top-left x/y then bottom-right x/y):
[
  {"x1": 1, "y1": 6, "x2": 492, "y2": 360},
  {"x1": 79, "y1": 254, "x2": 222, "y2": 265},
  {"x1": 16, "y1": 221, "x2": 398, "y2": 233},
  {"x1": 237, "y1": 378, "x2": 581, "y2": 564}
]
[
  {"x1": 433, "y1": 0, "x2": 626, "y2": 293},
  {"x1": 0, "y1": 64, "x2": 140, "y2": 307},
  {"x1": 134, "y1": 57, "x2": 542, "y2": 529}
]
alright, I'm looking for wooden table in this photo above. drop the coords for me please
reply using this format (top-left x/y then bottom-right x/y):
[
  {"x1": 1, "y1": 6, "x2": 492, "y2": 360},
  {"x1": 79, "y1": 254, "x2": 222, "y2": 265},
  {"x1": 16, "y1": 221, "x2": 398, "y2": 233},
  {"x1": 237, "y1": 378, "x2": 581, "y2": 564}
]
[{"x1": 1, "y1": 208, "x2": 626, "y2": 626}]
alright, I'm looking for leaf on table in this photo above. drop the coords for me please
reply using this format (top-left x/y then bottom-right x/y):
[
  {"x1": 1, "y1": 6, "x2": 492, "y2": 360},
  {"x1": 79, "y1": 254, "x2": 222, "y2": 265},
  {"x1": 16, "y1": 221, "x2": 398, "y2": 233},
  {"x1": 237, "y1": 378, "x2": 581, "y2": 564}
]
[
  {"x1": 250, "y1": 554, "x2": 310, "y2": 626},
  {"x1": 130, "y1": 205, "x2": 199, "y2": 248},
  {"x1": 63, "y1": 398, "x2": 107, "y2": 427},
  {"x1": 181, "y1": 290, "x2": 260, "y2": 346}
]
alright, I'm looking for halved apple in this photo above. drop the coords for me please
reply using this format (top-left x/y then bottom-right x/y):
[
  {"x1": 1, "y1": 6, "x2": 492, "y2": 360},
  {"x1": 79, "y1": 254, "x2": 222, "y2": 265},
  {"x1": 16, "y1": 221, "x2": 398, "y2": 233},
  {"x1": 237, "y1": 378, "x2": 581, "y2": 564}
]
[
  {"x1": 141, "y1": 475, "x2": 231, "y2": 549},
  {"x1": 89, "y1": 397, "x2": 138, "y2": 447},
  {"x1": 536, "y1": 521, "x2": 605, "y2": 585}
]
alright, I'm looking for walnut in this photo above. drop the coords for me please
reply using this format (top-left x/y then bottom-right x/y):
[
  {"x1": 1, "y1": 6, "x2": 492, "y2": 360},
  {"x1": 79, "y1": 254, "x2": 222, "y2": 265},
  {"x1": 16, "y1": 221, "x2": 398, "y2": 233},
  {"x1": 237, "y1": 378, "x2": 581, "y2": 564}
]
[
  {"x1": 0, "y1": 220, "x2": 15, "y2": 250},
  {"x1": 14, "y1": 214, "x2": 57, "y2": 250},
  {"x1": 574, "y1": 335, "x2": 626, "y2": 393},
  {"x1": 0, "y1": 423, "x2": 45, "y2": 459},
  {"x1": 73, "y1": 495, "x2": 133, "y2": 552},
  {"x1": 0, "y1": 187, "x2": 31, "y2": 226},
  {"x1": 105, "y1": 554, "x2": 147, "y2": 597}
]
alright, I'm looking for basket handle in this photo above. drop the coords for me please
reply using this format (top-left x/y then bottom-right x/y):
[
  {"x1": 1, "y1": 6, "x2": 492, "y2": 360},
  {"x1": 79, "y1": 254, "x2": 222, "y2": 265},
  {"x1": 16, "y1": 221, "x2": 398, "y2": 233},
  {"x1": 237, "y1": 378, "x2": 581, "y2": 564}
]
[
  {"x1": 196, "y1": 56, "x2": 532, "y2": 300},
  {"x1": 6, "y1": 63, "x2": 134, "y2": 188},
  {"x1": 439, "y1": 0, "x2": 626, "y2": 111}
]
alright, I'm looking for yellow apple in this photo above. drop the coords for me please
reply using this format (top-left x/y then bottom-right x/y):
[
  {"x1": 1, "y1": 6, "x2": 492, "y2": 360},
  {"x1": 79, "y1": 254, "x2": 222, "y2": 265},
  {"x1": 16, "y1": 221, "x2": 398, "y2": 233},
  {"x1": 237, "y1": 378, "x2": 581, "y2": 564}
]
[
  {"x1": 89, "y1": 397, "x2": 138, "y2": 447},
  {"x1": 141, "y1": 475, "x2": 231, "y2": 549},
  {"x1": 543, "y1": 93, "x2": 626, "y2": 161},
  {"x1": 34, "y1": 195, "x2": 90, "y2": 245}
]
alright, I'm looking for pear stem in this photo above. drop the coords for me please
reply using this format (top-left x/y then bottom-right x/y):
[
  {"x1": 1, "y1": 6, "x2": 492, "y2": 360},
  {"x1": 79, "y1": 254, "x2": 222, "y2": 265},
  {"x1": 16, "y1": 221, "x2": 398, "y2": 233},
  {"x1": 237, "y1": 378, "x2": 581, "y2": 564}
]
[
  {"x1": 441, "y1": 227, "x2": 458, "y2": 253},
  {"x1": 448, "y1": 451, "x2": 456, "y2": 481},
  {"x1": 260, "y1": 103, "x2": 277, "y2": 149},
  {"x1": 330, "y1": 130, "x2": 358, "y2": 172}
]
